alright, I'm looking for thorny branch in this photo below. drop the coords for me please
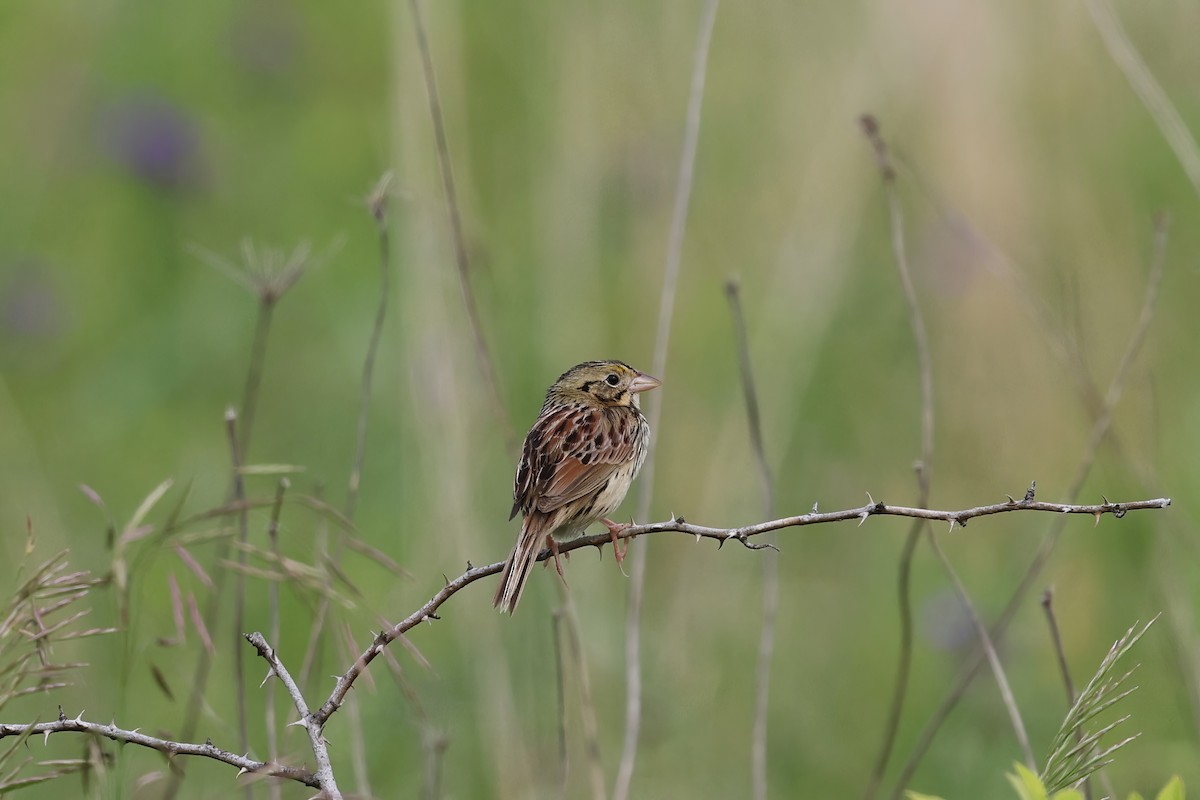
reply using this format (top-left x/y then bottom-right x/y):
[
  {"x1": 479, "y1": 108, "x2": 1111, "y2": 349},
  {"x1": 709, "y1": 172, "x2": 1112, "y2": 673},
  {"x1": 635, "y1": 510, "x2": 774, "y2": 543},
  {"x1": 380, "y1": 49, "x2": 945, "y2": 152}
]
[
  {"x1": 0, "y1": 710, "x2": 319, "y2": 789},
  {"x1": 309, "y1": 490, "x2": 1169, "y2": 726},
  {"x1": 245, "y1": 632, "x2": 343, "y2": 799},
  {"x1": 0, "y1": 491, "x2": 1167, "y2": 793}
]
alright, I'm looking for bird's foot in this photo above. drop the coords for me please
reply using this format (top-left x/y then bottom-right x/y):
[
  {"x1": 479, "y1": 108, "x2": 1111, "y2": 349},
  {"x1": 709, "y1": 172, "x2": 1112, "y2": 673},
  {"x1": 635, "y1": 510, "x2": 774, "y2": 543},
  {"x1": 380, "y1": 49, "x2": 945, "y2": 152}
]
[
  {"x1": 545, "y1": 535, "x2": 569, "y2": 585},
  {"x1": 601, "y1": 518, "x2": 630, "y2": 577}
]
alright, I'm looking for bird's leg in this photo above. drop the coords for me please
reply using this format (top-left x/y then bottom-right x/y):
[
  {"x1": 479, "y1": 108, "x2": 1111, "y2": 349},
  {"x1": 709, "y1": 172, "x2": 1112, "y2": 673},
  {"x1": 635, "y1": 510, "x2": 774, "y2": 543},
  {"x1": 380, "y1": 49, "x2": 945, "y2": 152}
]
[
  {"x1": 546, "y1": 534, "x2": 568, "y2": 583},
  {"x1": 600, "y1": 518, "x2": 630, "y2": 575}
]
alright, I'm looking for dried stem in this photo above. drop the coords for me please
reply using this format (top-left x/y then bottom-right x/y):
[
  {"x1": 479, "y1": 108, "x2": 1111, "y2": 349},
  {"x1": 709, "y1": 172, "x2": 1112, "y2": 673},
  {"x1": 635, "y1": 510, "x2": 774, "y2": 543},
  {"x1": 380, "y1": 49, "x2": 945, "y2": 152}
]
[
  {"x1": 1083, "y1": 0, "x2": 1200, "y2": 196},
  {"x1": 617, "y1": 2, "x2": 719, "y2": 798},
  {"x1": 864, "y1": 114, "x2": 1030, "y2": 787},
  {"x1": 380, "y1": 647, "x2": 447, "y2": 800},
  {"x1": 244, "y1": 632, "x2": 343, "y2": 799},
  {"x1": 887, "y1": 219, "x2": 1169, "y2": 798},
  {"x1": 225, "y1": 409, "x2": 253, "y2": 800},
  {"x1": 265, "y1": 479, "x2": 288, "y2": 800},
  {"x1": 864, "y1": 524, "x2": 920, "y2": 799},
  {"x1": 238, "y1": 301, "x2": 275, "y2": 456},
  {"x1": 552, "y1": 611, "x2": 569, "y2": 799},
  {"x1": 295, "y1": 175, "x2": 394, "y2": 800},
  {"x1": 407, "y1": 0, "x2": 514, "y2": 451},
  {"x1": 559, "y1": 588, "x2": 607, "y2": 800},
  {"x1": 928, "y1": 533, "x2": 1034, "y2": 768},
  {"x1": 859, "y1": 114, "x2": 937, "y2": 799},
  {"x1": 1041, "y1": 588, "x2": 1091, "y2": 800},
  {"x1": 724, "y1": 279, "x2": 777, "y2": 800},
  {"x1": 346, "y1": 172, "x2": 394, "y2": 522},
  {"x1": 167, "y1": 242, "x2": 312, "y2": 800}
]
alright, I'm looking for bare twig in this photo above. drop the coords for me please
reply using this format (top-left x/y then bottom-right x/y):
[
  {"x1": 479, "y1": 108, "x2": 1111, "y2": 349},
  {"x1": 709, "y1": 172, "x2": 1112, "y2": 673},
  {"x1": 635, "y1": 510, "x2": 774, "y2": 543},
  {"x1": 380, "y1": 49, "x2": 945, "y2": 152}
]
[
  {"x1": 1041, "y1": 588, "x2": 1091, "y2": 800},
  {"x1": 888, "y1": 219, "x2": 1169, "y2": 797},
  {"x1": 0, "y1": 710, "x2": 318, "y2": 789},
  {"x1": 309, "y1": 493, "x2": 1167, "y2": 728},
  {"x1": 725, "y1": 279, "x2": 777, "y2": 800},
  {"x1": 1083, "y1": 0, "x2": 1200, "y2": 197},
  {"x1": 407, "y1": 0, "x2": 514, "y2": 451},
  {"x1": 265, "y1": 479, "x2": 288, "y2": 800},
  {"x1": 244, "y1": 633, "x2": 342, "y2": 800},
  {"x1": 617, "y1": 3, "x2": 719, "y2": 798}
]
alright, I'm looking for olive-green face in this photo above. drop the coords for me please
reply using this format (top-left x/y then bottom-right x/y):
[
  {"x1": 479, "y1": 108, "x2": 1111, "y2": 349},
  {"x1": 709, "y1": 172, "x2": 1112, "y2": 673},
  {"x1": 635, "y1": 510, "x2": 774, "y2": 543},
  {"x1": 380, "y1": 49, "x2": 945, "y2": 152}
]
[{"x1": 547, "y1": 360, "x2": 660, "y2": 408}]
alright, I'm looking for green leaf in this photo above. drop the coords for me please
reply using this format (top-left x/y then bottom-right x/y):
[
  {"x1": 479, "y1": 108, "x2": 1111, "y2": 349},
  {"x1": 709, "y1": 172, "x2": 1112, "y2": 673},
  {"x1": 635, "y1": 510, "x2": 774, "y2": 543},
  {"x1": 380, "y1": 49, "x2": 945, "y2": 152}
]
[
  {"x1": 1008, "y1": 763, "x2": 1049, "y2": 800},
  {"x1": 905, "y1": 792, "x2": 944, "y2": 800},
  {"x1": 1156, "y1": 776, "x2": 1185, "y2": 800},
  {"x1": 1050, "y1": 791, "x2": 1085, "y2": 800},
  {"x1": 1129, "y1": 792, "x2": 1146, "y2": 800}
]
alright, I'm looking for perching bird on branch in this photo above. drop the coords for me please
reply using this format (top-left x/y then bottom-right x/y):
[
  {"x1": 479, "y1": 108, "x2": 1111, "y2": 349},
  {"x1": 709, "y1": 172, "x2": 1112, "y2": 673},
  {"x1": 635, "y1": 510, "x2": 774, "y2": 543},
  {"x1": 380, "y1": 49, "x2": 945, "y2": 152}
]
[{"x1": 493, "y1": 360, "x2": 660, "y2": 614}]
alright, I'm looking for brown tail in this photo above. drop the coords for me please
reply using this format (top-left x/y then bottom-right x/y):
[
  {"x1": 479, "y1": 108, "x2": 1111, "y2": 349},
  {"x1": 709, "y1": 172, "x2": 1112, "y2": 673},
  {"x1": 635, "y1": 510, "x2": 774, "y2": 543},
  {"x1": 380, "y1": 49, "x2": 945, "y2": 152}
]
[{"x1": 493, "y1": 518, "x2": 545, "y2": 614}]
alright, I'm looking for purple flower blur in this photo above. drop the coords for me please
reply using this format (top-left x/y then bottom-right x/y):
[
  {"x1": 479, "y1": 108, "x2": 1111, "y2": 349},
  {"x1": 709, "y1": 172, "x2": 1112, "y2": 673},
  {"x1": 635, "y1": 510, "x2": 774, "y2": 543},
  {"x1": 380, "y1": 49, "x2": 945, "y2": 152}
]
[{"x1": 100, "y1": 93, "x2": 203, "y2": 190}]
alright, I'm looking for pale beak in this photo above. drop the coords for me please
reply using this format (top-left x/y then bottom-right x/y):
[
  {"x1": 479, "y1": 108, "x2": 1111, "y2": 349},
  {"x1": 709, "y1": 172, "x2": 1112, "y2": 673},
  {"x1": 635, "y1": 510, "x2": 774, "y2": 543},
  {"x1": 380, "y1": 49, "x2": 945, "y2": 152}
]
[{"x1": 629, "y1": 371, "x2": 662, "y2": 393}]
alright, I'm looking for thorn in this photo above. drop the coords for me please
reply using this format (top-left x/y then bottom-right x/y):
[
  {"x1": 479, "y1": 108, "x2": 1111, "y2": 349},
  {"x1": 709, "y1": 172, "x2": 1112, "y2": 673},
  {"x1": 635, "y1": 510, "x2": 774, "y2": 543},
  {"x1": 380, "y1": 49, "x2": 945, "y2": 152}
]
[
  {"x1": 865, "y1": 490, "x2": 875, "y2": 505},
  {"x1": 947, "y1": 518, "x2": 956, "y2": 533},
  {"x1": 857, "y1": 512, "x2": 869, "y2": 528},
  {"x1": 1006, "y1": 494, "x2": 1016, "y2": 504},
  {"x1": 260, "y1": 669, "x2": 273, "y2": 688},
  {"x1": 43, "y1": 729, "x2": 51, "y2": 746},
  {"x1": 287, "y1": 719, "x2": 307, "y2": 729},
  {"x1": 811, "y1": 501, "x2": 819, "y2": 513},
  {"x1": 72, "y1": 710, "x2": 86, "y2": 724},
  {"x1": 237, "y1": 766, "x2": 249, "y2": 779},
  {"x1": 1024, "y1": 480, "x2": 1036, "y2": 502},
  {"x1": 1101, "y1": 494, "x2": 1110, "y2": 506},
  {"x1": 1094, "y1": 512, "x2": 1102, "y2": 527},
  {"x1": 442, "y1": 574, "x2": 450, "y2": 586}
]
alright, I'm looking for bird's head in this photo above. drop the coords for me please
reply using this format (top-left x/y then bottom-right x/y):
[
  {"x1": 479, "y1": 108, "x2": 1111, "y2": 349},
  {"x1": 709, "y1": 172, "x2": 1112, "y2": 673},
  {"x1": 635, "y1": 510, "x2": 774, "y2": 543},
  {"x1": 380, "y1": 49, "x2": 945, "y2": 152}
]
[{"x1": 544, "y1": 360, "x2": 661, "y2": 409}]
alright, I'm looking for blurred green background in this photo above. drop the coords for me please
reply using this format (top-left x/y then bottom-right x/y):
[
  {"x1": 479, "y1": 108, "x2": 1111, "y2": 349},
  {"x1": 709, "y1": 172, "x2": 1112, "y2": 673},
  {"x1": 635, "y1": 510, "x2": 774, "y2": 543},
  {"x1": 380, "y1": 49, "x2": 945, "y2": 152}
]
[{"x1": 2, "y1": 0, "x2": 1199, "y2": 797}]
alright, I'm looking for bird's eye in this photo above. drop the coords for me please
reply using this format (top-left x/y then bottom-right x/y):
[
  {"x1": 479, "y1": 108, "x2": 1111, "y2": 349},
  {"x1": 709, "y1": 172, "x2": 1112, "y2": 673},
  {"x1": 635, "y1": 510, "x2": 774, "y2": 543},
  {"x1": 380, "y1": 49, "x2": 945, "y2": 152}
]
[{"x1": 605, "y1": 373, "x2": 620, "y2": 386}]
